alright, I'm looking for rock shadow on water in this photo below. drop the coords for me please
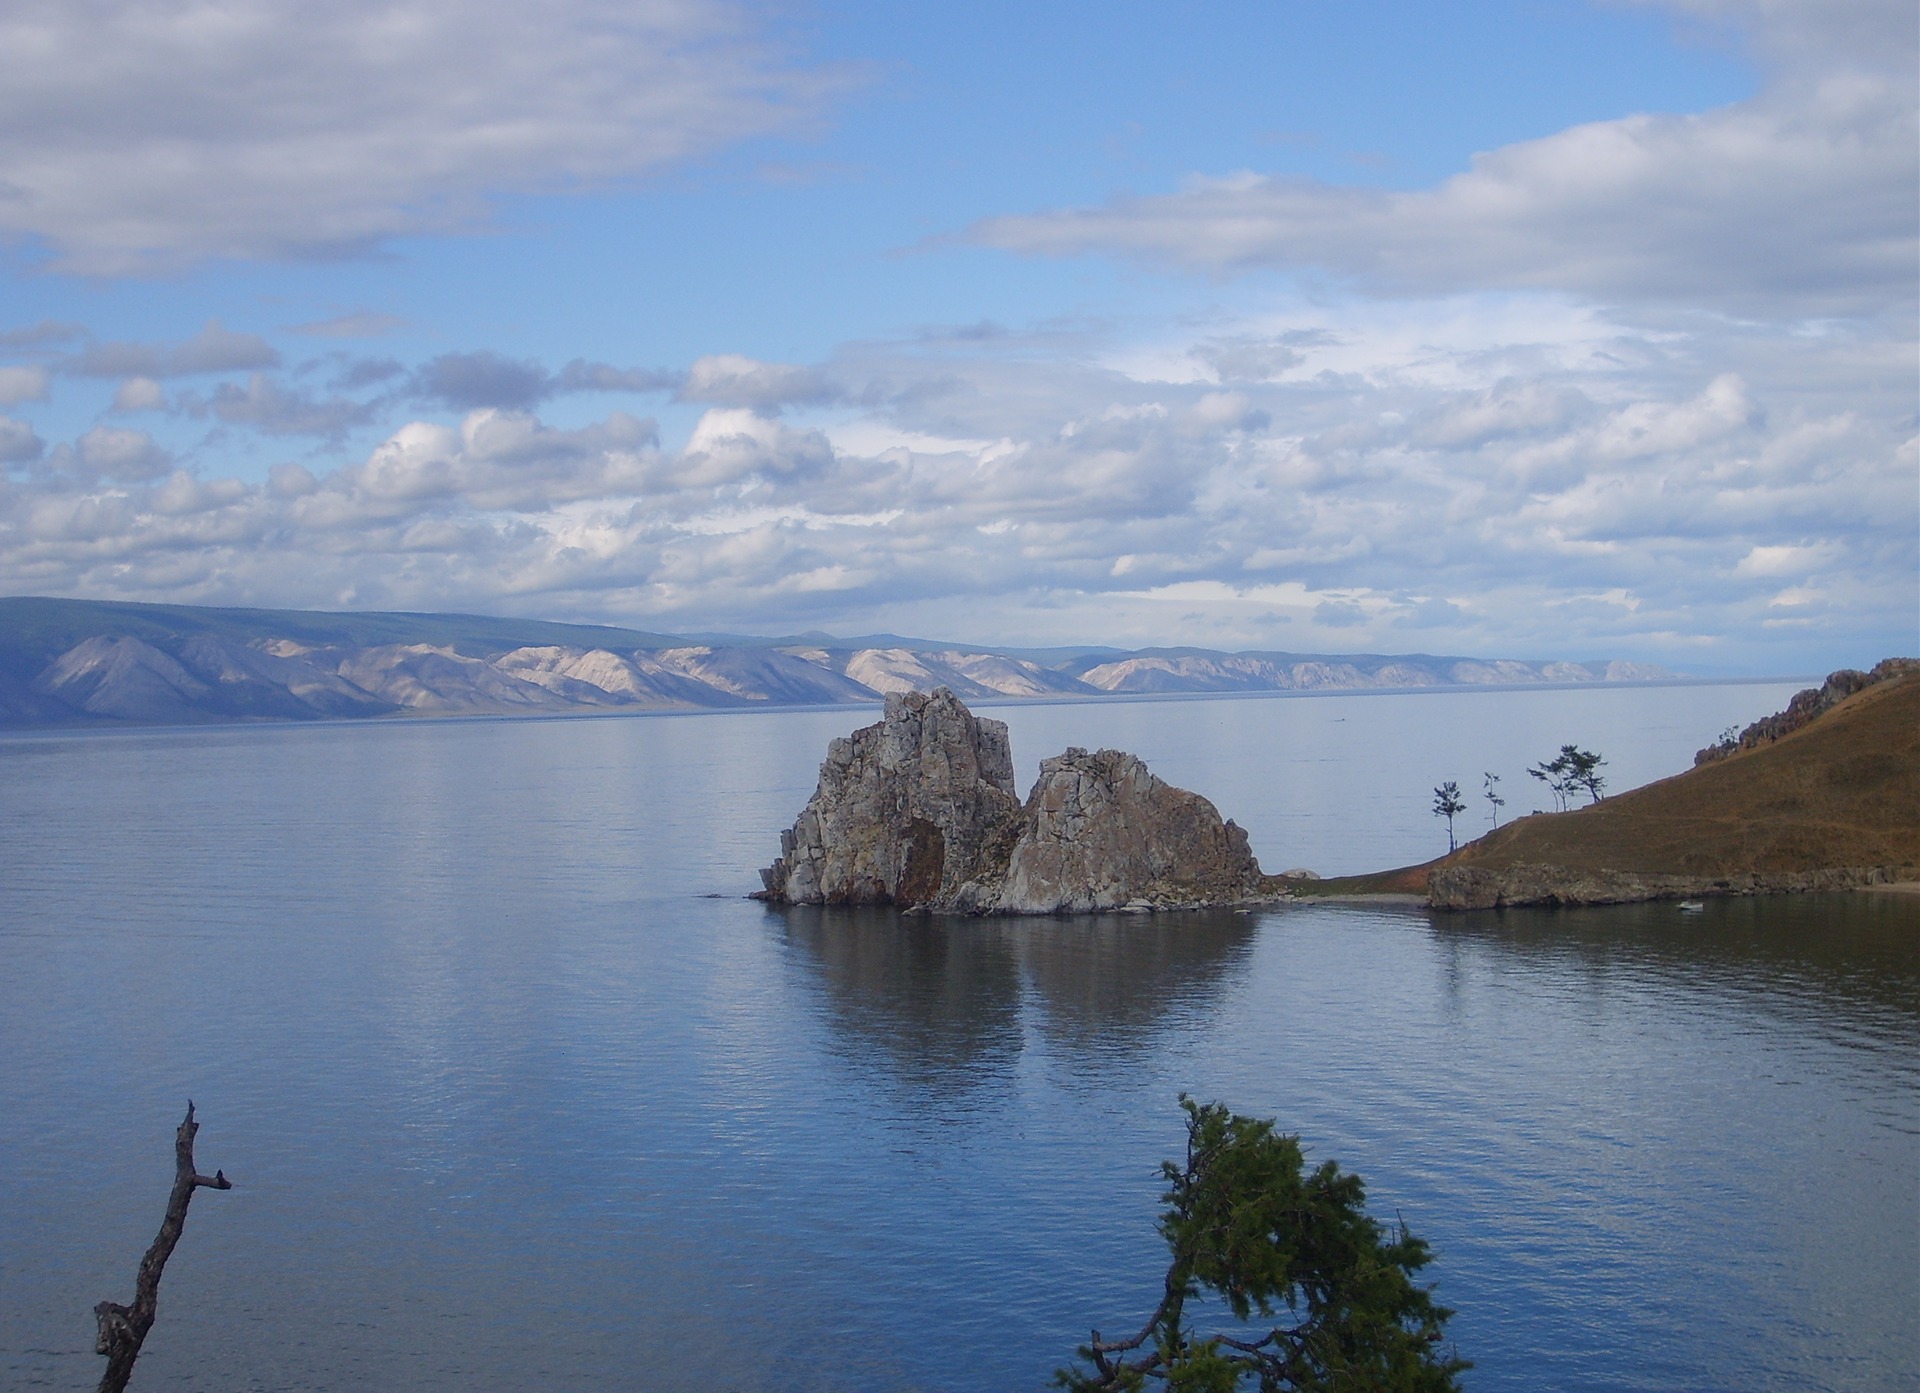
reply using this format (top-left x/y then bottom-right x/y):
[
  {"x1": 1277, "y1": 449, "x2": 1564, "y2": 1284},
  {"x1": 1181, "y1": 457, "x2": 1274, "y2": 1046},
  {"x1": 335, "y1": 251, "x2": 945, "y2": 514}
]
[{"x1": 772, "y1": 902, "x2": 1260, "y2": 1092}]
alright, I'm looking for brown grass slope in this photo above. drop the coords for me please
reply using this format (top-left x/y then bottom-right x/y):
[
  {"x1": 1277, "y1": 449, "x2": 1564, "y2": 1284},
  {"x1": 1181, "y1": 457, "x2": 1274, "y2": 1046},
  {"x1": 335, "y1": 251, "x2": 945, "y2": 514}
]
[
  {"x1": 1446, "y1": 671, "x2": 1918, "y2": 879},
  {"x1": 1293, "y1": 669, "x2": 1919, "y2": 903}
]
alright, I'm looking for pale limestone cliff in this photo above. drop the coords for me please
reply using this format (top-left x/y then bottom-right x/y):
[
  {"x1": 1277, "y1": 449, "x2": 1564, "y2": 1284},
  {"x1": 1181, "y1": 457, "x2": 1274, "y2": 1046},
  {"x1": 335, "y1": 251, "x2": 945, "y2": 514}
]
[{"x1": 758, "y1": 688, "x2": 1275, "y2": 914}]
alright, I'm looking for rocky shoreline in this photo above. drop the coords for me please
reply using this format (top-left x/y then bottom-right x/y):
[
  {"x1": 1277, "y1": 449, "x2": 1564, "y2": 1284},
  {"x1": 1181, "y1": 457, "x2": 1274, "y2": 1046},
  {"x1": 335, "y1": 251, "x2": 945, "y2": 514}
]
[{"x1": 1428, "y1": 862, "x2": 1917, "y2": 911}]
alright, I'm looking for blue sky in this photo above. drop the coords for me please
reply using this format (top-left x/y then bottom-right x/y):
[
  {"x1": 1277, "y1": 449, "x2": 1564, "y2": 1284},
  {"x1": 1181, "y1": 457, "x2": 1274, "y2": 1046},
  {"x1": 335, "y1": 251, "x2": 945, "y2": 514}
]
[{"x1": 0, "y1": 0, "x2": 1912, "y2": 672}]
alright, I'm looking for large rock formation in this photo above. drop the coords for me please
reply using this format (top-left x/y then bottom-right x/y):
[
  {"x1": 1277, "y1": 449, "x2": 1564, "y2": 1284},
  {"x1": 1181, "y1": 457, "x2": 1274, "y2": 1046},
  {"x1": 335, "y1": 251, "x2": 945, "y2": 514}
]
[
  {"x1": 756, "y1": 688, "x2": 1024, "y2": 909},
  {"x1": 994, "y1": 748, "x2": 1267, "y2": 913},
  {"x1": 757, "y1": 688, "x2": 1275, "y2": 914}
]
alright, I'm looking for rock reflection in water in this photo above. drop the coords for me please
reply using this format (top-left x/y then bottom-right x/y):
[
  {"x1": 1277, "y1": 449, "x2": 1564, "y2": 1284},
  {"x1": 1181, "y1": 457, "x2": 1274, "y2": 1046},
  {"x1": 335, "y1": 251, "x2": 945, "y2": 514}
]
[{"x1": 775, "y1": 906, "x2": 1259, "y2": 1087}]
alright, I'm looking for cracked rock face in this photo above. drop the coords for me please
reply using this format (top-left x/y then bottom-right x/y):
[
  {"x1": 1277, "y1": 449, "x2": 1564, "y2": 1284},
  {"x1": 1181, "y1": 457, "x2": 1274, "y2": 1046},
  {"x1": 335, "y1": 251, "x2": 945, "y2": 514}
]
[
  {"x1": 758, "y1": 688, "x2": 1273, "y2": 914},
  {"x1": 995, "y1": 747, "x2": 1266, "y2": 913},
  {"x1": 757, "y1": 687, "x2": 1023, "y2": 909}
]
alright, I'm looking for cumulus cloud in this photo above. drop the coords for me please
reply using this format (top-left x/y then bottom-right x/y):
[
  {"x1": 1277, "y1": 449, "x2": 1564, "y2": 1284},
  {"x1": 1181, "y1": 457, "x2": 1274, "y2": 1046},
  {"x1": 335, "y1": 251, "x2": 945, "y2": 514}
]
[
  {"x1": 45, "y1": 426, "x2": 174, "y2": 483},
  {"x1": 68, "y1": 321, "x2": 279, "y2": 378},
  {"x1": 0, "y1": 265, "x2": 1909, "y2": 667},
  {"x1": 112, "y1": 377, "x2": 166, "y2": 412},
  {"x1": 972, "y1": 0, "x2": 1917, "y2": 318},
  {"x1": 0, "y1": 365, "x2": 49, "y2": 404},
  {"x1": 412, "y1": 353, "x2": 554, "y2": 413},
  {"x1": 197, "y1": 374, "x2": 377, "y2": 439},
  {"x1": 0, "y1": 415, "x2": 44, "y2": 463},
  {"x1": 0, "y1": 321, "x2": 84, "y2": 350},
  {"x1": 410, "y1": 352, "x2": 679, "y2": 411},
  {"x1": 678, "y1": 354, "x2": 842, "y2": 411},
  {"x1": 0, "y1": 0, "x2": 847, "y2": 274}
]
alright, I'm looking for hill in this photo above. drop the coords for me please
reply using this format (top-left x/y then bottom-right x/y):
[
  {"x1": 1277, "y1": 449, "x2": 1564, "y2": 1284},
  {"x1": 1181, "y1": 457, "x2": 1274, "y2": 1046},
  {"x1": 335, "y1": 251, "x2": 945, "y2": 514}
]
[
  {"x1": 1407, "y1": 661, "x2": 1919, "y2": 908},
  {"x1": 0, "y1": 595, "x2": 1675, "y2": 728}
]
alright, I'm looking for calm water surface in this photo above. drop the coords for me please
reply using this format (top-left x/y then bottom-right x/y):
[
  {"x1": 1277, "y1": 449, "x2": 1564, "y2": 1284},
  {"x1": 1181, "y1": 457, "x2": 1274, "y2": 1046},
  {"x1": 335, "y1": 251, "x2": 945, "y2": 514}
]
[{"x1": 1, "y1": 684, "x2": 1914, "y2": 1392}]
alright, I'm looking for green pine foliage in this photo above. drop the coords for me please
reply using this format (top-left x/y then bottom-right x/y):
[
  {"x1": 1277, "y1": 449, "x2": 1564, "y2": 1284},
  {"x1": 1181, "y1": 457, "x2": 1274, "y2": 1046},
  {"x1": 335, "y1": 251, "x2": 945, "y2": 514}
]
[{"x1": 1058, "y1": 1098, "x2": 1468, "y2": 1393}]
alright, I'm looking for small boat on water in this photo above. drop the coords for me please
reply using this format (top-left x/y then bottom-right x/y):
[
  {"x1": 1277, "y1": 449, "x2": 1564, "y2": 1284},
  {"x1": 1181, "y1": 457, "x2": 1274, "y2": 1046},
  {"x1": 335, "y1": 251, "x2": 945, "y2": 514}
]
[{"x1": 1677, "y1": 900, "x2": 1706, "y2": 913}]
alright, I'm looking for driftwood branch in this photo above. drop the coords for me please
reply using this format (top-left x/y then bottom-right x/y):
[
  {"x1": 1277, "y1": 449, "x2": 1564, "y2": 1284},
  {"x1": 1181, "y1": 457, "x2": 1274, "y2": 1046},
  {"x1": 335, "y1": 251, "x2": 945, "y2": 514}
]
[{"x1": 93, "y1": 1102, "x2": 232, "y2": 1393}]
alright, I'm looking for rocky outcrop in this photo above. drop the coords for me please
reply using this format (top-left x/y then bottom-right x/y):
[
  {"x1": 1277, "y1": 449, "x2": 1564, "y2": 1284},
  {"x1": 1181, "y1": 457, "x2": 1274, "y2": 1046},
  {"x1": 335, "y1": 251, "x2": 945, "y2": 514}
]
[
  {"x1": 1429, "y1": 862, "x2": 1916, "y2": 910},
  {"x1": 994, "y1": 748, "x2": 1266, "y2": 913},
  {"x1": 757, "y1": 688, "x2": 1275, "y2": 914},
  {"x1": 1695, "y1": 658, "x2": 1919, "y2": 765},
  {"x1": 756, "y1": 688, "x2": 1025, "y2": 910}
]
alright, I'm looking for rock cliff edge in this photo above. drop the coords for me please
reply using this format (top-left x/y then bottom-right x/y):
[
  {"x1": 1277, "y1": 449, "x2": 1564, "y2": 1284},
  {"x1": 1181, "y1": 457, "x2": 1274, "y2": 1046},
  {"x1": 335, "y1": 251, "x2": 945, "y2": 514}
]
[{"x1": 757, "y1": 688, "x2": 1275, "y2": 914}]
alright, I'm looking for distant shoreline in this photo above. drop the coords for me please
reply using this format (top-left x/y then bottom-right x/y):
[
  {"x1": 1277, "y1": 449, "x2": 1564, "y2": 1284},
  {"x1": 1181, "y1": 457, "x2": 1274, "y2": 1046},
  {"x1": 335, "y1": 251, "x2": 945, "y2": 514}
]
[{"x1": 0, "y1": 671, "x2": 1809, "y2": 742}]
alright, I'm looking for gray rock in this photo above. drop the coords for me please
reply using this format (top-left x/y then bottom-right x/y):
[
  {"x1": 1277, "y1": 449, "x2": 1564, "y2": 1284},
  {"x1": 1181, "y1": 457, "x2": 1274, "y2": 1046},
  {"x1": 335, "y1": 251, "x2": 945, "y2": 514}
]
[
  {"x1": 758, "y1": 688, "x2": 1023, "y2": 909},
  {"x1": 991, "y1": 747, "x2": 1266, "y2": 913},
  {"x1": 758, "y1": 688, "x2": 1276, "y2": 914}
]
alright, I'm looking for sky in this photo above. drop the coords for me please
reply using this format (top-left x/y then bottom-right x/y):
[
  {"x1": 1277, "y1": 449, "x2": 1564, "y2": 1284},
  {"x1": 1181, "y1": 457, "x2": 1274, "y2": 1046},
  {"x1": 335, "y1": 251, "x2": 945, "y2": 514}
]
[{"x1": 0, "y1": 0, "x2": 1913, "y2": 672}]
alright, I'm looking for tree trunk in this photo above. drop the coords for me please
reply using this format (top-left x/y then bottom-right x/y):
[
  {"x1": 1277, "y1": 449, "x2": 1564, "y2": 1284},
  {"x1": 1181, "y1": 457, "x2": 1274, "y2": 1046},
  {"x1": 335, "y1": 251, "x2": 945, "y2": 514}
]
[{"x1": 94, "y1": 1103, "x2": 232, "y2": 1393}]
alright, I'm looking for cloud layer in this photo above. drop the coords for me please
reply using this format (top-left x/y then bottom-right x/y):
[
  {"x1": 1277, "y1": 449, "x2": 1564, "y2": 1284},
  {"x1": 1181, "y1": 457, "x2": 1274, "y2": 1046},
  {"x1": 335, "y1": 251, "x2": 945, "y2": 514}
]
[
  {"x1": 0, "y1": 0, "x2": 1909, "y2": 672},
  {"x1": 0, "y1": 0, "x2": 843, "y2": 272},
  {"x1": 972, "y1": 0, "x2": 1917, "y2": 318},
  {"x1": 2, "y1": 305, "x2": 1911, "y2": 668}
]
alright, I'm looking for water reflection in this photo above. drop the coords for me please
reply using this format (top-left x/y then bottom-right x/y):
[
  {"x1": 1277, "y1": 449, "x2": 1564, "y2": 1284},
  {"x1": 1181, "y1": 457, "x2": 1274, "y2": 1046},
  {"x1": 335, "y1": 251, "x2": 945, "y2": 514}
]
[
  {"x1": 1007, "y1": 910, "x2": 1259, "y2": 1057},
  {"x1": 774, "y1": 906, "x2": 1259, "y2": 1087},
  {"x1": 1428, "y1": 892, "x2": 1920, "y2": 1039},
  {"x1": 777, "y1": 906, "x2": 1027, "y2": 1093}
]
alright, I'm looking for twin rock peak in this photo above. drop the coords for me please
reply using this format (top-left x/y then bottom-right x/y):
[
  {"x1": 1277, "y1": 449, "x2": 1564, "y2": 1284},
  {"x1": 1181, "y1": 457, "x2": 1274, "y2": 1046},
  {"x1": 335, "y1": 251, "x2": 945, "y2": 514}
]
[{"x1": 757, "y1": 687, "x2": 1280, "y2": 915}]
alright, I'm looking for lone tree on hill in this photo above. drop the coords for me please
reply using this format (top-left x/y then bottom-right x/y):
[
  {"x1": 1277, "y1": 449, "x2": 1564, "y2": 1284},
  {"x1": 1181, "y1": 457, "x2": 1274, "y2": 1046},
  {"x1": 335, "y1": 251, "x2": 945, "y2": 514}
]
[
  {"x1": 1483, "y1": 772, "x2": 1505, "y2": 828},
  {"x1": 1433, "y1": 781, "x2": 1466, "y2": 852},
  {"x1": 1529, "y1": 745, "x2": 1607, "y2": 810},
  {"x1": 1057, "y1": 1098, "x2": 1468, "y2": 1392}
]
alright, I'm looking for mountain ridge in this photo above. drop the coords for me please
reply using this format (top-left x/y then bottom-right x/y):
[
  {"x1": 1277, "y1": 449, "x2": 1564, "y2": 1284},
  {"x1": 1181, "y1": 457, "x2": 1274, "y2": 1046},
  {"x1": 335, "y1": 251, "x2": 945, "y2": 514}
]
[{"x1": 1, "y1": 595, "x2": 1683, "y2": 729}]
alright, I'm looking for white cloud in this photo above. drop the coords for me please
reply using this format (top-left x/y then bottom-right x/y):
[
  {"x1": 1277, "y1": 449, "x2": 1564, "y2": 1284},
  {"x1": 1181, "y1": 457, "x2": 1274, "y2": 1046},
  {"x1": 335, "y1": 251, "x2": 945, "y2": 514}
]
[
  {"x1": 972, "y1": 0, "x2": 1917, "y2": 318},
  {"x1": 679, "y1": 355, "x2": 842, "y2": 411},
  {"x1": 0, "y1": 0, "x2": 846, "y2": 273},
  {"x1": 58, "y1": 425, "x2": 172, "y2": 482},
  {"x1": 112, "y1": 377, "x2": 166, "y2": 412},
  {"x1": 0, "y1": 365, "x2": 49, "y2": 404},
  {"x1": 69, "y1": 321, "x2": 279, "y2": 378},
  {"x1": 0, "y1": 415, "x2": 43, "y2": 462},
  {"x1": 0, "y1": 268, "x2": 1909, "y2": 668},
  {"x1": 1735, "y1": 542, "x2": 1832, "y2": 576}
]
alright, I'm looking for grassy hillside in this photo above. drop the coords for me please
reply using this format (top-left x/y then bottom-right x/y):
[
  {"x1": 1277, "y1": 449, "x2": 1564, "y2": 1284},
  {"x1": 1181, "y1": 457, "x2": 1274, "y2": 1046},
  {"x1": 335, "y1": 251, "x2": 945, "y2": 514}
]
[
  {"x1": 1300, "y1": 667, "x2": 1919, "y2": 900},
  {"x1": 1446, "y1": 670, "x2": 1918, "y2": 877}
]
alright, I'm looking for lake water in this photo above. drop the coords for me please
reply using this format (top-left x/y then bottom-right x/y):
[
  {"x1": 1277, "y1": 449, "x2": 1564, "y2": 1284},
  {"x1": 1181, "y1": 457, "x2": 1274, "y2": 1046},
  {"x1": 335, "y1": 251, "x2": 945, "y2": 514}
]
[{"x1": 1, "y1": 682, "x2": 1915, "y2": 1392}]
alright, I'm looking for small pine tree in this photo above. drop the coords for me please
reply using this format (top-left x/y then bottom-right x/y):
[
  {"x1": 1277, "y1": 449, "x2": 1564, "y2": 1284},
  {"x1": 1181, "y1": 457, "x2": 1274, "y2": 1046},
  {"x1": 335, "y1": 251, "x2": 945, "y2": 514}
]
[
  {"x1": 1056, "y1": 1098, "x2": 1468, "y2": 1392},
  {"x1": 1433, "y1": 780, "x2": 1466, "y2": 852},
  {"x1": 1561, "y1": 746, "x2": 1606, "y2": 803},
  {"x1": 1483, "y1": 772, "x2": 1505, "y2": 828},
  {"x1": 1527, "y1": 746, "x2": 1606, "y2": 810}
]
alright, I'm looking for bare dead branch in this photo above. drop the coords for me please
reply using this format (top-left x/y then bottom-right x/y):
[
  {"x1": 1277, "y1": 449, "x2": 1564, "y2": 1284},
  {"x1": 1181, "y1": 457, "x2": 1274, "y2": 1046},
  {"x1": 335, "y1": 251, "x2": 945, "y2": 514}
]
[{"x1": 94, "y1": 1102, "x2": 232, "y2": 1393}]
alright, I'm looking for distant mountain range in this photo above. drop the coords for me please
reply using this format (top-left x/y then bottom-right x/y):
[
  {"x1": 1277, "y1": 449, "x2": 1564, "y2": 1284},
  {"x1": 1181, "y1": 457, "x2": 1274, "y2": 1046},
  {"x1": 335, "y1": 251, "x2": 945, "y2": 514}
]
[{"x1": 0, "y1": 596, "x2": 1673, "y2": 728}]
